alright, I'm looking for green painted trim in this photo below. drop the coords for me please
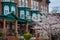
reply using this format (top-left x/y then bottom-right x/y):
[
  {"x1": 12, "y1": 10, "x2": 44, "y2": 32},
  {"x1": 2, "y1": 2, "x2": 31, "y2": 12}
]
[
  {"x1": 0, "y1": 13, "x2": 17, "y2": 21},
  {"x1": 26, "y1": 19, "x2": 34, "y2": 24},
  {"x1": 30, "y1": 10, "x2": 39, "y2": 14},
  {"x1": 2, "y1": 2, "x2": 16, "y2": 15},
  {"x1": 18, "y1": 18, "x2": 27, "y2": 23},
  {"x1": 18, "y1": 7, "x2": 31, "y2": 23},
  {"x1": 1, "y1": 2, "x2": 17, "y2": 21}
]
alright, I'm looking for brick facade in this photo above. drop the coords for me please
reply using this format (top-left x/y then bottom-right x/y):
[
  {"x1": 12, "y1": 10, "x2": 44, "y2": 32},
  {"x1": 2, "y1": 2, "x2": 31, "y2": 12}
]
[{"x1": 0, "y1": 0, "x2": 50, "y2": 40}]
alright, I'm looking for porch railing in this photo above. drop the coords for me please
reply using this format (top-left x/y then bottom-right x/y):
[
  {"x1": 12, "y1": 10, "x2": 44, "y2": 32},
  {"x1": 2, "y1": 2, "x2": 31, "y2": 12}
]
[{"x1": 6, "y1": 29, "x2": 16, "y2": 36}]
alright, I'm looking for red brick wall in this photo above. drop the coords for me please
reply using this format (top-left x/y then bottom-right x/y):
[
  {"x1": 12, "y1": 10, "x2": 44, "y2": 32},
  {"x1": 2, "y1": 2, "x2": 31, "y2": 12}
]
[{"x1": 0, "y1": 0, "x2": 49, "y2": 15}]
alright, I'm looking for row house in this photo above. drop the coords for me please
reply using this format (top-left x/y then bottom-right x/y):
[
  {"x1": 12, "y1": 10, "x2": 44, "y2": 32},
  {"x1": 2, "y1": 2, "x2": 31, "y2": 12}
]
[{"x1": 0, "y1": 0, "x2": 50, "y2": 40}]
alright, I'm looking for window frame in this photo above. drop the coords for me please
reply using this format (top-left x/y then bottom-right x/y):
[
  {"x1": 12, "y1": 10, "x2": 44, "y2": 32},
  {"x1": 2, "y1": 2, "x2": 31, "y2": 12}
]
[
  {"x1": 11, "y1": 6, "x2": 16, "y2": 14},
  {"x1": 26, "y1": 11, "x2": 30, "y2": 19},
  {"x1": 4, "y1": 5, "x2": 9, "y2": 15},
  {"x1": 25, "y1": 0, "x2": 28, "y2": 7},
  {"x1": 32, "y1": 13, "x2": 38, "y2": 21},
  {"x1": 20, "y1": 10, "x2": 25, "y2": 19}
]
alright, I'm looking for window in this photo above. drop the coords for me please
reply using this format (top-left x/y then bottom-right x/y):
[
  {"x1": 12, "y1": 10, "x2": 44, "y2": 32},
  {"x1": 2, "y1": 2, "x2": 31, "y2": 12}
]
[
  {"x1": 18, "y1": 0, "x2": 21, "y2": 7},
  {"x1": 21, "y1": 0, "x2": 25, "y2": 7},
  {"x1": 18, "y1": 0, "x2": 25, "y2": 7},
  {"x1": 32, "y1": 13, "x2": 37, "y2": 21},
  {"x1": 26, "y1": 11, "x2": 30, "y2": 19},
  {"x1": 11, "y1": 6, "x2": 16, "y2": 14},
  {"x1": 4, "y1": 5, "x2": 9, "y2": 15},
  {"x1": 34, "y1": 1, "x2": 36, "y2": 10},
  {"x1": 26, "y1": 0, "x2": 28, "y2": 7},
  {"x1": 20, "y1": 10, "x2": 25, "y2": 19},
  {"x1": 41, "y1": 5, "x2": 47, "y2": 14},
  {"x1": 36, "y1": 2, "x2": 38, "y2": 10},
  {"x1": 3, "y1": 0, "x2": 14, "y2": 2},
  {"x1": 3, "y1": 0, "x2": 10, "y2": 2},
  {"x1": 11, "y1": 0, "x2": 14, "y2": 2},
  {"x1": 31, "y1": 0, "x2": 33, "y2": 9},
  {"x1": 33, "y1": 1, "x2": 38, "y2": 10},
  {"x1": 37, "y1": 14, "x2": 40, "y2": 21}
]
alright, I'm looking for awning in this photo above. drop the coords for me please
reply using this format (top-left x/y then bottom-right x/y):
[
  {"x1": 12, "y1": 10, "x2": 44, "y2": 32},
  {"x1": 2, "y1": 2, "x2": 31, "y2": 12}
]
[
  {"x1": 0, "y1": 12, "x2": 17, "y2": 21},
  {"x1": 18, "y1": 18, "x2": 27, "y2": 23}
]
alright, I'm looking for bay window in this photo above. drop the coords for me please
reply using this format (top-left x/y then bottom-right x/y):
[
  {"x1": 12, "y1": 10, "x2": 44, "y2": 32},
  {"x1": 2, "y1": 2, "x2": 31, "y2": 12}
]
[
  {"x1": 11, "y1": 6, "x2": 16, "y2": 14},
  {"x1": 4, "y1": 5, "x2": 9, "y2": 15},
  {"x1": 20, "y1": 10, "x2": 25, "y2": 19}
]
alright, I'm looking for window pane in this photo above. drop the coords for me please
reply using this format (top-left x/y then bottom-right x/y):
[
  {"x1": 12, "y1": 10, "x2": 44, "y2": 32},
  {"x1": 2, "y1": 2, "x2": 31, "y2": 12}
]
[
  {"x1": 11, "y1": 6, "x2": 16, "y2": 14},
  {"x1": 26, "y1": 0, "x2": 28, "y2": 7},
  {"x1": 32, "y1": 13, "x2": 36, "y2": 20},
  {"x1": 33, "y1": 1, "x2": 38, "y2": 10},
  {"x1": 31, "y1": 0, "x2": 33, "y2": 9},
  {"x1": 4, "y1": 6, "x2": 9, "y2": 15},
  {"x1": 3, "y1": 0, "x2": 10, "y2": 2},
  {"x1": 20, "y1": 10, "x2": 25, "y2": 19},
  {"x1": 26, "y1": 11, "x2": 30, "y2": 19},
  {"x1": 21, "y1": 0, "x2": 25, "y2": 7},
  {"x1": 18, "y1": 0, "x2": 21, "y2": 7}
]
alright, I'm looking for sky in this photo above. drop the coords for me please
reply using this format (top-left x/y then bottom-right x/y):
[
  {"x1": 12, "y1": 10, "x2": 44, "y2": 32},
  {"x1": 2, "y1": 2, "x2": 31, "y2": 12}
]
[{"x1": 49, "y1": 0, "x2": 60, "y2": 13}]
